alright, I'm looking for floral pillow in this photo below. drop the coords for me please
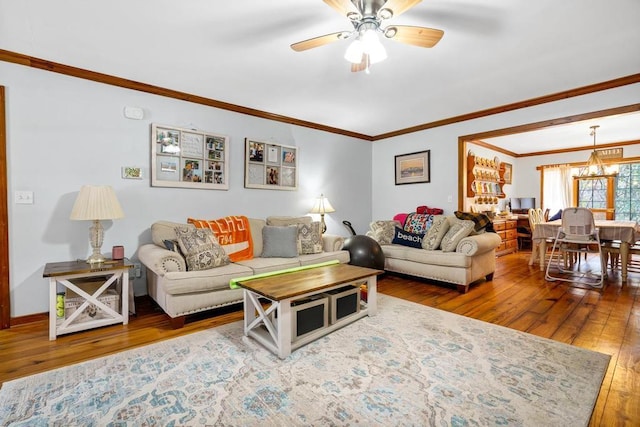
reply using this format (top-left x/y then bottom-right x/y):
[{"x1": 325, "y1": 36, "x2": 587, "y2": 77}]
[
  {"x1": 422, "y1": 215, "x2": 451, "y2": 250},
  {"x1": 174, "y1": 227, "x2": 230, "y2": 271},
  {"x1": 367, "y1": 220, "x2": 401, "y2": 245},
  {"x1": 440, "y1": 219, "x2": 475, "y2": 252},
  {"x1": 297, "y1": 221, "x2": 323, "y2": 254}
]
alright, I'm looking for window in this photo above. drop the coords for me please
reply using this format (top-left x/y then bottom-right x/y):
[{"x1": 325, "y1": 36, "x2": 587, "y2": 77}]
[
  {"x1": 571, "y1": 162, "x2": 640, "y2": 222},
  {"x1": 614, "y1": 163, "x2": 640, "y2": 222},
  {"x1": 573, "y1": 173, "x2": 616, "y2": 220}
]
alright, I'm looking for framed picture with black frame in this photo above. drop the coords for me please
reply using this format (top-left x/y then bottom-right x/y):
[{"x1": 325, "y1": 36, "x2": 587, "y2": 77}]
[{"x1": 395, "y1": 150, "x2": 430, "y2": 185}]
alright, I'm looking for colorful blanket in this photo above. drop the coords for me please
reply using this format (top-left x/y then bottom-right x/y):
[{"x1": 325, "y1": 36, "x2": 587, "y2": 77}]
[{"x1": 188, "y1": 215, "x2": 254, "y2": 262}]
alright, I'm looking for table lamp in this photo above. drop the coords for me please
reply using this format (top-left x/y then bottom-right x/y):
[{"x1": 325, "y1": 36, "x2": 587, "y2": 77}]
[
  {"x1": 309, "y1": 194, "x2": 335, "y2": 234},
  {"x1": 70, "y1": 185, "x2": 124, "y2": 264}
]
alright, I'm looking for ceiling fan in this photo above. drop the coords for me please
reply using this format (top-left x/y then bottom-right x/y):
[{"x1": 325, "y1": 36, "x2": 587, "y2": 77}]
[{"x1": 291, "y1": 0, "x2": 444, "y2": 73}]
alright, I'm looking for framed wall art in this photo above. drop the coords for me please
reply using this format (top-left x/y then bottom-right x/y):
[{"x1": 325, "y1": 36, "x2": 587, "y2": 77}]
[
  {"x1": 503, "y1": 162, "x2": 513, "y2": 184},
  {"x1": 395, "y1": 150, "x2": 430, "y2": 185},
  {"x1": 245, "y1": 139, "x2": 298, "y2": 190},
  {"x1": 151, "y1": 123, "x2": 229, "y2": 190}
]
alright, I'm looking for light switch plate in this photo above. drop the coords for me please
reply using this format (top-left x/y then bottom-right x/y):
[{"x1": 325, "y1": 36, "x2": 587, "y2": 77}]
[{"x1": 15, "y1": 191, "x2": 34, "y2": 204}]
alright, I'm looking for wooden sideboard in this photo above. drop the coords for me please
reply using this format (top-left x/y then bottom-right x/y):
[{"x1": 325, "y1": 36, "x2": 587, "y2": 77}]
[{"x1": 492, "y1": 218, "x2": 517, "y2": 256}]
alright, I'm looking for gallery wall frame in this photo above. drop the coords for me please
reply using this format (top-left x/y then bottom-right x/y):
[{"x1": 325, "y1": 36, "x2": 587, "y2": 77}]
[
  {"x1": 245, "y1": 139, "x2": 298, "y2": 190},
  {"x1": 151, "y1": 123, "x2": 229, "y2": 190},
  {"x1": 395, "y1": 150, "x2": 431, "y2": 185}
]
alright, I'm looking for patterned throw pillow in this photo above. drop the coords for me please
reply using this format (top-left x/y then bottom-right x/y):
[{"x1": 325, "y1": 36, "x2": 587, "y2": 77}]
[
  {"x1": 440, "y1": 219, "x2": 476, "y2": 252},
  {"x1": 391, "y1": 226, "x2": 424, "y2": 248},
  {"x1": 174, "y1": 227, "x2": 230, "y2": 271},
  {"x1": 403, "y1": 213, "x2": 434, "y2": 234},
  {"x1": 297, "y1": 221, "x2": 323, "y2": 254},
  {"x1": 454, "y1": 211, "x2": 491, "y2": 233},
  {"x1": 422, "y1": 216, "x2": 451, "y2": 250},
  {"x1": 368, "y1": 220, "x2": 401, "y2": 245}
]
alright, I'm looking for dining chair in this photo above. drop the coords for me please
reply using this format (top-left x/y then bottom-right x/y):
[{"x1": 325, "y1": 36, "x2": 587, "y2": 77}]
[
  {"x1": 602, "y1": 240, "x2": 640, "y2": 274},
  {"x1": 528, "y1": 208, "x2": 555, "y2": 266},
  {"x1": 545, "y1": 207, "x2": 605, "y2": 289}
]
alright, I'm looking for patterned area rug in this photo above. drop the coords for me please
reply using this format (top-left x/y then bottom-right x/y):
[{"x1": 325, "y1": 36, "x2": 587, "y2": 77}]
[{"x1": 0, "y1": 295, "x2": 609, "y2": 426}]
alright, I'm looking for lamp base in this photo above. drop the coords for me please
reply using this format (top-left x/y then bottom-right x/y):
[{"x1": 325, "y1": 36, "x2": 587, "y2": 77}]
[
  {"x1": 320, "y1": 214, "x2": 327, "y2": 234},
  {"x1": 86, "y1": 252, "x2": 107, "y2": 264},
  {"x1": 87, "y1": 219, "x2": 106, "y2": 264}
]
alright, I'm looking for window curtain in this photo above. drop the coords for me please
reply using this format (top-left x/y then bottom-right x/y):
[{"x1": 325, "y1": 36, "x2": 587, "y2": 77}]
[{"x1": 543, "y1": 165, "x2": 573, "y2": 212}]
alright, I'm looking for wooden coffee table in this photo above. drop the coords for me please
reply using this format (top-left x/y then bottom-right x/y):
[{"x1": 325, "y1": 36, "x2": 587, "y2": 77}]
[{"x1": 235, "y1": 263, "x2": 383, "y2": 359}]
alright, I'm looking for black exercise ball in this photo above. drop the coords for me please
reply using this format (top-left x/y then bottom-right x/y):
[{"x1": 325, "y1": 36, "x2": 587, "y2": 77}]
[{"x1": 343, "y1": 235, "x2": 385, "y2": 270}]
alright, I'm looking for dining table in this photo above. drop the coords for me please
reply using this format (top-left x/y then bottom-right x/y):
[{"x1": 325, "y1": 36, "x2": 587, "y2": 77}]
[{"x1": 532, "y1": 219, "x2": 640, "y2": 281}]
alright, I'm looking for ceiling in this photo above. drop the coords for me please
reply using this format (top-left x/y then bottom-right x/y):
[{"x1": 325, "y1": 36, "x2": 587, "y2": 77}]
[{"x1": 1, "y1": 0, "x2": 639, "y2": 150}]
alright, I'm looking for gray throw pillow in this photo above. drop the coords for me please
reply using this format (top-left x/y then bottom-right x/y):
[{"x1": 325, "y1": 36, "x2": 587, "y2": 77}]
[
  {"x1": 261, "y1": 225, "x2": 299, "y2": 258},
  {"x1": 440, "y1": 219, "x2": 475, "y2": 252},
  {"x1": 174, "y1": 227, "x2": 230, "y2": 271},
  {"x1": 422, "y1": 215, "x2": 451, "y2": 250}
]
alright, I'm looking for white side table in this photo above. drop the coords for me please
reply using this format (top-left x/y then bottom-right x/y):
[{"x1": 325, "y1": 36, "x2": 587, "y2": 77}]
[{"x1": 43, "y1": 259, "x2": 133, "y2": 340}]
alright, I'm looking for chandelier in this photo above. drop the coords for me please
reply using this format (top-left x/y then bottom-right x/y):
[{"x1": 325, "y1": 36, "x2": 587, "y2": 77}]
[
  {"x1": 581, "y1": 125, "x2": 619, "y2": 176},
  {"x1": 583, "y1": 125, "x2": 605, "y2": 176}
]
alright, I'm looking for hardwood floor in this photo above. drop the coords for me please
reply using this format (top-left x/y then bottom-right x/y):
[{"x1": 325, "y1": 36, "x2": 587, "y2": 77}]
[{"x1": 1, "y1": 250, "x2": 638, "y2": 426}]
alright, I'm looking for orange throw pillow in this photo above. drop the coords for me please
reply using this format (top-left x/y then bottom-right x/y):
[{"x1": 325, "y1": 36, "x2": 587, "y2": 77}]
[{"x1": 188, "y1": 215, "x2": 254, "y2": 262}]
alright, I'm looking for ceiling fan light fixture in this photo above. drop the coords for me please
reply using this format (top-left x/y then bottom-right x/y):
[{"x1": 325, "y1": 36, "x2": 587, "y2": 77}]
[
  {"x1": 361, "y1": 28, "x2": 387, "y2": 63},
  {"x1": 344, "y1": 39, "x2": 364, "y2": 63}
]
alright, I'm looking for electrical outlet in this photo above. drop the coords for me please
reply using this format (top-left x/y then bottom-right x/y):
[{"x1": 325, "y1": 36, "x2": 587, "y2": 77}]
[
  {"x1": 447, "y1": 195, "x2": 453, "y2": 203},
  {"x1": 15, "y1": 191, "x2": 34, "y2": 204},
  {"x1": 133, "y1": 263, "x2": 142, "y2": 278}
]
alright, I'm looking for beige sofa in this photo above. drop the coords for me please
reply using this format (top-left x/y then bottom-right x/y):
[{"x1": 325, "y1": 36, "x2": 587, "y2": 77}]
[
  {"x1": 367, "y1": 216, "x2": 502, "y2": 293},
  {"x1": 138, "y1": 218, "x2": 349, "y2": 327}
]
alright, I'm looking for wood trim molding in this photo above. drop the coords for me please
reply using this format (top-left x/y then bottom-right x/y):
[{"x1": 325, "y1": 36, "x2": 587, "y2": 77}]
[
  {"x1": 0, "y1": 49, "x2": 373, "y2": 142},
  {"x1": 1, "y1": 49, "x2": 639, "y2": 142},
  {"x1": 0, "y1": 85, "x2": 9, "y2": 329},
  {"x1": 374, "y1": 75, "x2": 640, "y2": 141}
]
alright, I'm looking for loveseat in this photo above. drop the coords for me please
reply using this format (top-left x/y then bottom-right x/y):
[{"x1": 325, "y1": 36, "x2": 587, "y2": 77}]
[
  {"x1": 138, "y1": 216, "x2": 349, "y2": 328},
  {"x1": 366, "y1": 213, "x2": 502, "y2": 293}
]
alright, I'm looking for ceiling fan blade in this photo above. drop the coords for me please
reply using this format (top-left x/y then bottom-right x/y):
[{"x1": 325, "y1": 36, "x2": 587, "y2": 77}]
[
  {"x1": 351, "y1": 54, "x2": 369, "y2": 73},
  {"x1": 385, "y1": 25, "x2": 444, "y2": 48},
  {"x1": 323, "y1": 0, "x2": 359, "y2": 16},
  {"x1": 381, "y1": 0, "x2": 422, "y2": 17},
  {"x1": 291, "y1": 31, "x2": 349, "y2": 52}
]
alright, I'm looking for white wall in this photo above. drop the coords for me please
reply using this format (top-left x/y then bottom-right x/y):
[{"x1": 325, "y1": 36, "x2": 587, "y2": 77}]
[
  {"x1": 372, "y1": 83, "x2": 640, "y2": 221},
  {"x1": 2, "y1": 61, "x2": 373, "y2": 317}
]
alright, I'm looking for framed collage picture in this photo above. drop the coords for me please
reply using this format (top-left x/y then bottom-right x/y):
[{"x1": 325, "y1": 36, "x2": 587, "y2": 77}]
[
  {"x1": 151, "y1": 124, "x2": 229, "y2": 190},
  {"x1": 244, "y1": 139, "x2": 298, "y2": 190}
]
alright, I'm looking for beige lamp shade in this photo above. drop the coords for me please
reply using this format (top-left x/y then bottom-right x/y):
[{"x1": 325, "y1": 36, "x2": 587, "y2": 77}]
[
  {"x1": 309, "y1": 194, "x2": 335, "y2": 234},
  {"x1": 70, "y1": 185, "x2": 124, "y2": 263},
  {"x1": 309, "y1": 194, "x2": 336, "y2": 215},
  {"x1": 70, "y1": 185, "x2": 124, "y2": 220}
]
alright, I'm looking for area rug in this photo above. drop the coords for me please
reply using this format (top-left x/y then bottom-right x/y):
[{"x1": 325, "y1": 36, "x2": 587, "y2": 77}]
[{"x1": 0, "y1": 295, "x2": 610, "y2": 426}]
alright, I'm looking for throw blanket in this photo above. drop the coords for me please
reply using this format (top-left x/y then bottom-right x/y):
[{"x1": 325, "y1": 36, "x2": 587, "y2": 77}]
[{"x1": 188, "y1": 215, "x2": 254, "y2": 262}]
